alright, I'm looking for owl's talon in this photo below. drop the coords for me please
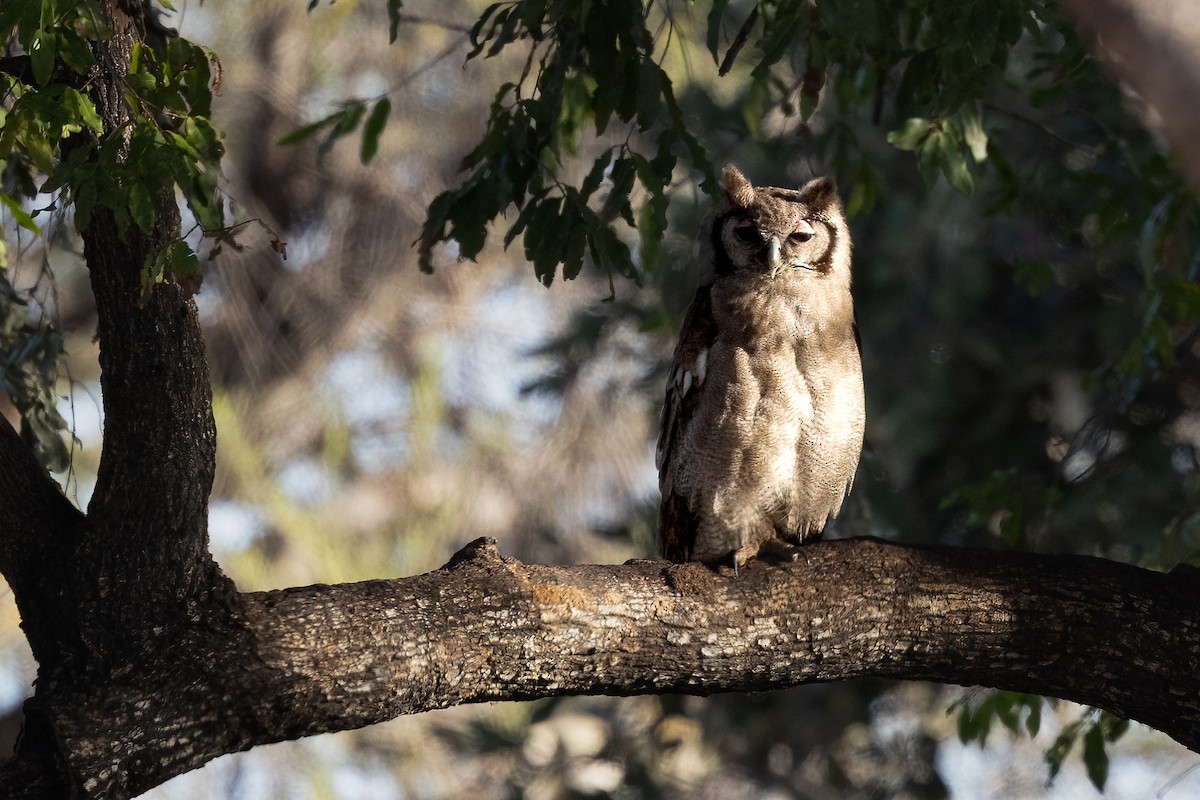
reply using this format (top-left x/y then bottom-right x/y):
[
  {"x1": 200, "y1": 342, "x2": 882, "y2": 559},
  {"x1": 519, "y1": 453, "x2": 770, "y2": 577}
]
[{"x1": 757, "y1": 539, "x2": 805, "y2": 563}]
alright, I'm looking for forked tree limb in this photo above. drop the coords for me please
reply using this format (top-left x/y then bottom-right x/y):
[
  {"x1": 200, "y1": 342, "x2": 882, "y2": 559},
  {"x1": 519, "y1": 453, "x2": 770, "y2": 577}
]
[{"x1": 28, "y1": 536, "x2": 1200, "y2": 799}]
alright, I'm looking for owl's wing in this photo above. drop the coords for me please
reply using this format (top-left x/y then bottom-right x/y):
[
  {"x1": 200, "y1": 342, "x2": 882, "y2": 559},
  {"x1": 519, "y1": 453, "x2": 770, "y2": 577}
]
[{"x1": 657, "y1": 285, "x2": 719, "y2": 561}]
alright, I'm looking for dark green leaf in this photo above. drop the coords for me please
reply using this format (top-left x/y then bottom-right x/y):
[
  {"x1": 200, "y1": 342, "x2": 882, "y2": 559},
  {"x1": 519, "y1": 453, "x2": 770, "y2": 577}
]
[
  {"x1": 661, "y1": 77, "x2": 714, "y2": 192},
  {"x1": 581, "y1": 152, "x2": 614, "y2": 201},
  {"x1": 1082, "y1": 723, "x2": 1109, "y2": 791},
  {"x1": 635, "y1": 60, "x2": 663, "y2": 131},
  {"x1": 56, "y1": 29, "x2": 96, "y2": 73},
  {"x1": 606, "y1": 155, "x2": 636, "y2": 226},
  {"x1": 1, "y1": 194, "x2": 40, "y2": 235},
  {"x1": 30, "y1": 33, "x2": 56, "y2": 86},
  {"x1": 360, "y1": 97, "x2": 391, "y2": 163},
  {"x1": 277, "y1": 114, "x2": 341, "y2": 146},
  {"x1": 1103, "y1": 714, "x2": 1130, "y2": 743},
  {"x1": 387, "y1": 0, "x2": 403, "y2": 43},
  {"x1": 418, "y1": 190, "x2": 457, "y2": 272},
  {"x1": 60, "y1": 87, "x2": 103, "y2": 135},
  {"x1": 127, "y1": 182, "x2": 156, "y2": 234},
  {"x1": 317, "y1": 103, "x2": 366, "y2": 166},
  {"x1": 525, "y1": 196, "x2": 565, "y2": 285},
  {"x1": 895, "y1": 50, "x2": 941, "y2": 119},
  {"x1": 486, "y1": 8, "x2": 522, "y2": 59},
  {"x1": 706, "y1": 0, "x2": 732, "y2": 63},
  {"x1": 469, "y1": 4, "x2": 507, "y2": 59},
  {"x1": 586, "y1": 210, "x2": 634, "y2": 282},
  {"x1": 503, "y1": 189, "x2": 549, "y2": 248},
  {"x1": 1025, "y1": 697, "x2": 1041, "y2": 737},
  {"x1": 519, "y1": 0, "x2": 548, "y2": 38},
  {"x1": 20, "y1": 400, "x2": 69, "y2": 473},
  {"x1": 887, "y1": 117, "x2": 934, "y2": 152},
  {"x1": 1046, "y1": 720, "x2": 1082, "y2": 780},
  {"x1": 752, "y1": 0, "x2": 804, "y2": 78}
]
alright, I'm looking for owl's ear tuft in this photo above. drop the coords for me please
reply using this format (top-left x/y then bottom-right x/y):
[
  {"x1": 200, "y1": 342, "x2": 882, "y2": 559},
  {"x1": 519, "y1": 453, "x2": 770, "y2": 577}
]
[
  {"x1": 721, "y1": 165, "x2": 757, "y2": 209},
  {"x1": 797, "y1": 177, "x2": 840, "y2": 213}
]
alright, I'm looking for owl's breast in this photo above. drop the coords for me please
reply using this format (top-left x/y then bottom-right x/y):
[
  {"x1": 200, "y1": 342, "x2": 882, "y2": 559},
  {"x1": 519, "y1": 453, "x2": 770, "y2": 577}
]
[{"x1": 712, "y1": 300, "x2": 864, "y2": 525}]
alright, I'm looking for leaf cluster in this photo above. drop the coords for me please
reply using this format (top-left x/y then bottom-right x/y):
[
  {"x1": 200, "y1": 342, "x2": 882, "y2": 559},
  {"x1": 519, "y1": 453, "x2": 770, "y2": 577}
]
[
  {"x1": 1, "y1": 0, "x2": 233, "y2": 464},
  {"x1": 953, "y1": 693, "x2": 1128, "y2": 792},
  {"x1": 0, "y1": 273, "x2": 67, "y2": 470}
]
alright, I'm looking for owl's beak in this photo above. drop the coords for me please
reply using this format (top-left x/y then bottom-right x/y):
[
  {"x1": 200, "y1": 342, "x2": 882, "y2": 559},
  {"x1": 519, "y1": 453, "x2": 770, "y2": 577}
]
[{"x1": 767, "y1": 236, "x2": 782, "y2": 277}]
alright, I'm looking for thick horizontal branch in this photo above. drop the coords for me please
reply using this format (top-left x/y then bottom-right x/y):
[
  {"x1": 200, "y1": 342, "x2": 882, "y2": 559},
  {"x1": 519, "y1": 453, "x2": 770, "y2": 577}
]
[{"x1": 38, "y1": 537, "x2": 1200, "y2": 798}]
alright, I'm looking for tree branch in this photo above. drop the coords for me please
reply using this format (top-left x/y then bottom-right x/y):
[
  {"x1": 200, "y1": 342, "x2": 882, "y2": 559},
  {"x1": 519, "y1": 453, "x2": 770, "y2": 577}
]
[
  {"x1": 29, "y1": 537, "x2": 1200, "y2": 798},
  {"x1": 1056, "y1": 0, "x2": 1200, "y2": 196},
  {"x1": 0, "y1": 55, "x2": 33, "y2": 84},
  {"x1": 62, "y1": 1, "x2": 233, "y2": 660},
  {"x1": 0, "y1": 416, "x2": 86, "y2": 668}
]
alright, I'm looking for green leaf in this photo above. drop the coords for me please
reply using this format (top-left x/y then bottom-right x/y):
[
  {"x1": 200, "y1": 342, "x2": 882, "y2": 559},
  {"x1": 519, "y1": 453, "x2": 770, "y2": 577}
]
[
  {"x1": 56, "y1": 29, "x2": 96, "y2": 73},
  {"x1": 360, "y1": 97, "x2": 391, "y2": 163},
  {"x1": 468, "y1": 4, "x2": 507, "y2": 59},
  {"x1": 753, "y1": 0, "x2": 804, "y2": 79},
  {"x1": 59, "y1": 87, "x2": 103, "y2": 135},
  {"x1": 524, "y1": 196, "x2": 565, "y2": 285},
  {"x1": 959, "y1": 103, "x2": 989, "y2": 162},
  {"x1": 895, "y1": 50, "x2": 940, "y2": 119},
  {"x1": 30, "y1": 33, "x2": 56, "y2": 86},
  {"x1": 887, "y1": 117, "x2": 934, "y2": 152},
  {"x1": 277, "y1": 113, "x2": 340, "y2": 146},
  {"x1": 941, "y1": 142, "x2": 975, "y2": 194},
  {"x1": 1046, "y1": 727, "x2": 1076, "y2": 780},
  {"x1": 1026, "y1": 697, "x2": 1042, "y2": 737},
  {"x1": 635, "y1": 60, "x2": 663, "y2": 131},
  {"x1": 705, "y1": 0, "x2": 732, "y2": 63},
  {"x1": 317, "y1": 102, "x2": 366, "y2": 165},
  {"x1": 1, "y1": 194, "x2": 40, "y2": 235},
  {"x1": 1082, "y1": 723, "x2": 1109, "y2": 791},
  {"x1": 503, "y1": 189, "x2": 549, "y2": 248},
  {"x1": 387, "y1": 0, "x2": 403, "y2": 43},
  {"x1": 661, "y1": 77, "x2": 714, "y2": 192},
  {"x1": 127, "y1": 182, "x2": 156, "y2": 234},
  {"x1": 20, "y1": 399, "x2": 69, "y2": 473},
  {"x1": 587, "y1": 222, "x2": 634, "y2": 283}
]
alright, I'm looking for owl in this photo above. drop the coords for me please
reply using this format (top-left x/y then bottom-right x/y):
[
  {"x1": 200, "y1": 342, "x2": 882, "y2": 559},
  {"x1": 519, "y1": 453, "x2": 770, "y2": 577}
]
[{"x1": 656, "y1": 165, "x2": 864, "y2": 567}]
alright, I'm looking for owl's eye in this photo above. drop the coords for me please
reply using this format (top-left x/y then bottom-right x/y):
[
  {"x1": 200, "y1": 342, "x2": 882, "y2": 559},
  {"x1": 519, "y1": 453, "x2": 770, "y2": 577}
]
[
  {"x1": 789, "y1": 219, "x2": 817, "y2": 243},
  {"x1": 733, "y1": 221, "x2": 761, "y2": 244}
]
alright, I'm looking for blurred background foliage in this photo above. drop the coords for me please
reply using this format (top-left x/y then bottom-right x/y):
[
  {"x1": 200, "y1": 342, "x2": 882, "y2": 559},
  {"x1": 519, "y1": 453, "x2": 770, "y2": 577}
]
[{"x1": 3, "y1": 0, "x2": 1200, "y2": 797}]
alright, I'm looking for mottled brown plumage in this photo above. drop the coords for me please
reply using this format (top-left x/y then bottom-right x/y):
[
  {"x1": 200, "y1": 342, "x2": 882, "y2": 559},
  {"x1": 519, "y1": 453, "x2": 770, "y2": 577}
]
[{"x1": 656, "y1": 165, "x2": 864, "y2": 567}]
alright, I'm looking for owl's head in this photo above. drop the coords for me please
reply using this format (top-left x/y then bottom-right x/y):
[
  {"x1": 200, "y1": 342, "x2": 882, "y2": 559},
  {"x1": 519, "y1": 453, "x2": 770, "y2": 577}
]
[{"x1": 712, "y1": 165, "x2": 850, "y2": 284}]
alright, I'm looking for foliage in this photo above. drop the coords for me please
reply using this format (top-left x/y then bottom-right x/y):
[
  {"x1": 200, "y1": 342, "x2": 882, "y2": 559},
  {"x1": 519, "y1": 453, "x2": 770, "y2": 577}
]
[
  {"x1": 4, "y1": 0, "x2": 1200, "y2": 792},
  {"x1": 289, "y1": 0, "x2": 1059, "y2": 286},
  {"x1": 953, "y1": 694, "x2": 1129, "y2": 791},
  {"x1": 1, "y1": 0, "x2": 235, "y2": 464},
  {"x1": 0, "y1": 272, "x2": 68, "y2": 469}
]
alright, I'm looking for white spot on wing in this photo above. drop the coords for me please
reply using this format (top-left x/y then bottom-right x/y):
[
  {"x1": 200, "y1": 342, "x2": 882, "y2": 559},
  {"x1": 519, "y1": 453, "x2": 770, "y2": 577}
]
[{"x1": 694, "y1": 348, "x2": 708, "y2": 386}]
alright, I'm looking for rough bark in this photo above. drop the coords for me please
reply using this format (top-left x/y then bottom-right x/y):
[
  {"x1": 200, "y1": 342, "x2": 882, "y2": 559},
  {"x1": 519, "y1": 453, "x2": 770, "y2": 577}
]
[{"x1": 0, "y1": 534, "x2": 1194, "y2": 798}]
